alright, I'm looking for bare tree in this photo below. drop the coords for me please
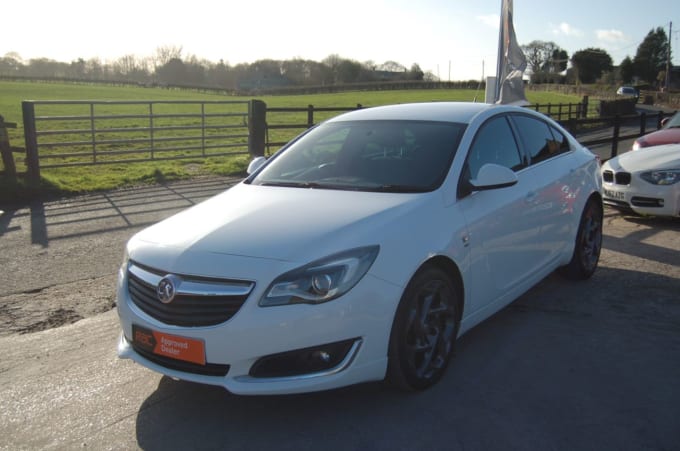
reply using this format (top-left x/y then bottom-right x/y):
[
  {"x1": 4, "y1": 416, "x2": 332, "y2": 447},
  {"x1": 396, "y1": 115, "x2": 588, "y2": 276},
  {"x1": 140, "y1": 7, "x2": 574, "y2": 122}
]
[{"x1": 153, "y1": 45, "x2": 183, "y2": 70}]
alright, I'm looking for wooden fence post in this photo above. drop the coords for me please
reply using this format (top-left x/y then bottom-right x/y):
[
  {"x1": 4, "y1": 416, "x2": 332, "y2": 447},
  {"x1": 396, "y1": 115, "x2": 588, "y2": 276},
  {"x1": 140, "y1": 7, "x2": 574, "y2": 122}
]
[
  {"x1": 248, "y1": 100, "x2": 267, "y2": 158},
  {"x1": 0, "y1": 115, "x2": 17, "y2": 180},
  {"x1": 581, "y1": 96, "x2": 589, "y2": 118},
  {"x1": 307, "y1": 105, "x2": 314, "y2": 128},
  {"x1": 611, "y1": 115, "x2": 621, "y2": 158},
  {"x1": 22, "y1": 102, "x2": 41, "y2": 186},
  {"x1": 567, "y1": 118, "x2": 576, "y2": 134}
]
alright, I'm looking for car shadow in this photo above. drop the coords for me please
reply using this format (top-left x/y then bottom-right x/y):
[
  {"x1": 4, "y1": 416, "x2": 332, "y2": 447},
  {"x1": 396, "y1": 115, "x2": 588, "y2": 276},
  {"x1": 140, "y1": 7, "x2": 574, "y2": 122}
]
[
  {"x1": 603, "y1": 208, "x2": 679, "y2": 267},
  {"x1": 134, "y1": 267, "x2": 680, "y2": 451},
  {"x1": 617, "y1": 213, "x2": 680, "y2": 229}
]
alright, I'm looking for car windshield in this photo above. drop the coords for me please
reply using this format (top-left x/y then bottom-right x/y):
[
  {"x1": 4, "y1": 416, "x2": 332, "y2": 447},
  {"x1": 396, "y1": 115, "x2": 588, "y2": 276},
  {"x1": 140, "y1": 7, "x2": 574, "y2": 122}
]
[
  {"x1": 249, "y1": 120, "x2": 466, "y2": 193},
  {"x1": 663, "y1": 113, "x2": 680, "y2": 129}
]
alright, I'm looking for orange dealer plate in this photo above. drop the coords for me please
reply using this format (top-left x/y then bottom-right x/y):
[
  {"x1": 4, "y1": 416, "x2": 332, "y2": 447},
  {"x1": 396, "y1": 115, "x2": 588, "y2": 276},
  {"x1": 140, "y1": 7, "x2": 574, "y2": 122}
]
[{"x1": 132, "y1": 325, "x2": 206, "y2": 366}]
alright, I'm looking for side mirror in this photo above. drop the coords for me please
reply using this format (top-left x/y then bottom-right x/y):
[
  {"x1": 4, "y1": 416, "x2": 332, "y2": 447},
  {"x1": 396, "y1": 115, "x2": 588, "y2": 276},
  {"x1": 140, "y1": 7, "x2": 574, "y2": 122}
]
[
  {"x1": 469, "y1": 163, "x2": 518, "y2": 191},
  {"x1": 247, "y1": 156, "x2": 267, "y2": 175},
  {"x1": 661, "y1": 117, "x2": 669, "y2": 128}
]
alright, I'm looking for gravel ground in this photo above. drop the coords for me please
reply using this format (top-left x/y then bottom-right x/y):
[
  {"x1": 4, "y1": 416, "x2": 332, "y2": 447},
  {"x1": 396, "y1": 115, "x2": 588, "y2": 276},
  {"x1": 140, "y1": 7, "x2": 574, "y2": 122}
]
[{"x1": 0, "y1": 177, "x2": 240, "y2": 337}]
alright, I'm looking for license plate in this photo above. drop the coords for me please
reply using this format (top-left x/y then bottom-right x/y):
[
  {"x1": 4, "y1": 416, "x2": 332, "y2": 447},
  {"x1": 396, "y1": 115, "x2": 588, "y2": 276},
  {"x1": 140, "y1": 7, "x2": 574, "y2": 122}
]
[
  {"x1": 603, "y1": 188, "x2": 625, "y2": 200},
  {"x1": 132, "y1": 325, "x2": 206, "y2": 365}
]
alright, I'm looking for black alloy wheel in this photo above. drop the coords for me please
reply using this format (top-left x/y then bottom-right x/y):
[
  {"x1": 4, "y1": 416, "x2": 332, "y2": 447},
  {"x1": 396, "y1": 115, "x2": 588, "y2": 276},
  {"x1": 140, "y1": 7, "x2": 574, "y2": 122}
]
[
  {"x1": 387, "y1": 265, "x2": 460, "y2": 391},
  {"x1": 560, "y1": 198, "x2": 603, "y2": 280}
]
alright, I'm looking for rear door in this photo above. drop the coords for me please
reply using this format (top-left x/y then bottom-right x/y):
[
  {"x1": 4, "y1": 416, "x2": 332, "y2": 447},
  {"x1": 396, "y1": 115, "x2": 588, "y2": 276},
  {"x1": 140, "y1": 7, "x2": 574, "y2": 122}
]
[
  {"x1": 457, "y1": 114, "x2": 543, "y2": 315},
  {"x1": 509, "y1": 114, "x2": 578, "y2": 263}
]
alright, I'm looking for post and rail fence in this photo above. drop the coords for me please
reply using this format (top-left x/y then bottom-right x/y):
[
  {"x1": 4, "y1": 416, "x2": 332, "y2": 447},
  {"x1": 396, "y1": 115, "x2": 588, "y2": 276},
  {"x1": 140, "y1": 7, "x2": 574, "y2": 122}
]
[
  {"x1": 0, "y1": 115, "x2": 23, "y2": 181},
  {"x1": 261, "y1": 99, "x2": 591, "y2": 154},
  {"x1": 2, "y1": 97, "x2": 675, "y2": 187},
  {"x1": 565, "y1": 111, "x2": 670, "y2": 158},
  {"x1": 262, "y1": 103, "x2": 364, "y2": 153}
]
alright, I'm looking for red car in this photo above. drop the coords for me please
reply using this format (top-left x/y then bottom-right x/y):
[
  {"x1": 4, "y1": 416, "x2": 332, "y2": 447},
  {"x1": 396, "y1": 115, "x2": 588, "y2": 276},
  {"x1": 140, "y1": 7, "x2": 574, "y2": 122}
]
[{"x1": 633, "y1": 112, "x2": 680, "y2": 150}]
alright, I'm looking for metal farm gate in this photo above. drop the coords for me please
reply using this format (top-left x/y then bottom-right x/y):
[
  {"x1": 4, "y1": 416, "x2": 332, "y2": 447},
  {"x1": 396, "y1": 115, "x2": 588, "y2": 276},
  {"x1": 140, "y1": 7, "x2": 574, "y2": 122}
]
[{"x1": 21, "y1": 99, "x2": 255, "y2": 182}]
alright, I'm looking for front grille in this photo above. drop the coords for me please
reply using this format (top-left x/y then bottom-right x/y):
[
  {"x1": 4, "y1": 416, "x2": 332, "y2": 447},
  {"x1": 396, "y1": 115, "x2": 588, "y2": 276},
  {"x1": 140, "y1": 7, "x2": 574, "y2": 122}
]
[
  {"x1": 603, "y1": 170, "x2": 631, "y2": 185},
  {"x1": 615, "y1": 172, "x2": 631, "y2": 185},
  {"x1": 127, "y1": 262, "x2": 254, "y2": 327},
  {"x1": 132, "y1": 342, "x2": 230, "y2": 376}
]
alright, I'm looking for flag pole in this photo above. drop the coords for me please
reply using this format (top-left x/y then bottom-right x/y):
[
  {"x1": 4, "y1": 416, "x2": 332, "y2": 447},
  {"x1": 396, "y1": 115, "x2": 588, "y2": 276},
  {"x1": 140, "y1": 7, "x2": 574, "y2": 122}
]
[{"x1": 494, "y1": 0, "x2": 506, "y2": 103}]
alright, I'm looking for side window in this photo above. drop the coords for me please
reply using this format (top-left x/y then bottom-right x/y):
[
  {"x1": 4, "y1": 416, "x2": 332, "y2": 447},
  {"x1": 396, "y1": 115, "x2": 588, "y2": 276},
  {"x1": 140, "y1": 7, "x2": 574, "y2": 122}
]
[
  {"x1": 465, "y1": 116, "x2": 523, "y2": 180},
  {"x1": 548, "y1": 125, "x2": 571, "y2": 154},
  {"x1": 512, "y1": 115, "x2": 567, "y2": 164}
]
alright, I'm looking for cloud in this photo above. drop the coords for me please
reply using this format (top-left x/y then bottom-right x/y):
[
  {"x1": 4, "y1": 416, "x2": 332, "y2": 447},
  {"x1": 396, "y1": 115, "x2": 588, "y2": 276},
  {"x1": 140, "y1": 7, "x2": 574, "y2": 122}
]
[
  {"x1": 551, "y1": 22, "x2": 583, "y2": 37},
  {"x1": 477, "y1": 14, "x2": 499, "y2": 29},
  {"x1": 596, "y1": 29, "x2": 627, "y2": 43}
]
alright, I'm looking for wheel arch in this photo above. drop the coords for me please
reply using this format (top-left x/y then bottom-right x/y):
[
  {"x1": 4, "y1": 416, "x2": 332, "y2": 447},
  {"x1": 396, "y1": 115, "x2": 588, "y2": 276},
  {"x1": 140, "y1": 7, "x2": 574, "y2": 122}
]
[
  {"x1": 569, "y1": 190, "x2": 603, "y2": 243},
  {"x1": 588, "y1": 190, "x2": 603, "y2": 208},
  {"x1": 419, "y1": 255, "x2": 465, "y2": 323},
  {"x1": 578, "y1": 190, "x2": 604, "y2": 236}
]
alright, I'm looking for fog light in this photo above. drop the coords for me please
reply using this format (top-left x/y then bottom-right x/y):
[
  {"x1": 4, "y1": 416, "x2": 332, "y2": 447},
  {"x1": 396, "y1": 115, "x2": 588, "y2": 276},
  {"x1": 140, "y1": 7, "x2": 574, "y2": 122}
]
[
  {"x1": 313, "y1": 350, "x2": 331, "y2": 363},
  {"x1": 249, "y1": 338, "x2": 359, "y2": 378}
]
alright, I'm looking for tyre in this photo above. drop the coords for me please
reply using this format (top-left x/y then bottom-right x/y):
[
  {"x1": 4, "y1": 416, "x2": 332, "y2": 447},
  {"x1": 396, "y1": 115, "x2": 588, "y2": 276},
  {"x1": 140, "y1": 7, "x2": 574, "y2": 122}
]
[
  {"x1": 387, "y1": 265, "x2": 460, "y2": 391},
  {"x1": 560, "y1": 197, "x2": 603, "y2": 280}
]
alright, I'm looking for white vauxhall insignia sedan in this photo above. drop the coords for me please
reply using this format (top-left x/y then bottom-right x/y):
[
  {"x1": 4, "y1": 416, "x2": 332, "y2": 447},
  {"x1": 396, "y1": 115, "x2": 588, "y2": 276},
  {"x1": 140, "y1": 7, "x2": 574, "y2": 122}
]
[
  {"x1": 601, "y1": 144, "x2": 680, "y2": 217},
  {"x1": 117, "y1": 102, "x2": 603, "y2": 395}
]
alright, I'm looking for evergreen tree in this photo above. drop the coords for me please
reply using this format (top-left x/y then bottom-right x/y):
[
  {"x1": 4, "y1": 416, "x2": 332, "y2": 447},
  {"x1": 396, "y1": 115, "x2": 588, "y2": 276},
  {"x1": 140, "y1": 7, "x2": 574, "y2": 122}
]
[{"x1": 633, "y1": 27, "x2": 670, "y2": 84}]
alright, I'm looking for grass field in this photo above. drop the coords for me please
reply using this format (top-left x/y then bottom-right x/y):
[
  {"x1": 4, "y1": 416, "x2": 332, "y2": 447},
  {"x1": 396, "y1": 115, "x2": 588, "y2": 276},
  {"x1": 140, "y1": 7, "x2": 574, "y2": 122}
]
[{"x1": 0, "y1": 80, "x2": 583, "y2": 203}]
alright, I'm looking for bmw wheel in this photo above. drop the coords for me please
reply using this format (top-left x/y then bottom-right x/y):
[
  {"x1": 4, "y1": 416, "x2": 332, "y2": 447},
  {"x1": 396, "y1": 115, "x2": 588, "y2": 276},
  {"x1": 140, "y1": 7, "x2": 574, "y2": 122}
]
[{"x1": 387, "y1": 265, "x2": 460, "y2": 391}]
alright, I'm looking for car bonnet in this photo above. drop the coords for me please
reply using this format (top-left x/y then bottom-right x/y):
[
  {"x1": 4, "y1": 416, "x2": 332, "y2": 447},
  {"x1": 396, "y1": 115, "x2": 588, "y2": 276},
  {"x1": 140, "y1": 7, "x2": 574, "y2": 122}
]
[
  {"x1": 637, "y1": 128, "x2": 680, "y2": 147},
  {"x1": 609, "y1": 144, "x2": 680, "y2": 172},
  {"x1": 129, "y1": 182, "x2": 428, "y2": 264}
]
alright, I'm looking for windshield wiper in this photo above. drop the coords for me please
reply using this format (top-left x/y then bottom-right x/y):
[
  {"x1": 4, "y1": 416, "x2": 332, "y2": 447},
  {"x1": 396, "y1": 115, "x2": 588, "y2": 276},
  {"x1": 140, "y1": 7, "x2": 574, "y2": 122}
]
[
  {"x1": 259, "y1": 181, "x2": 427, "y2": 193},
  {"x1": 370, "y1": 184, "x2": 428, "y2": 193},
  {"x1": 259, "y1": 181, "x2": 323, "y2": 188}
]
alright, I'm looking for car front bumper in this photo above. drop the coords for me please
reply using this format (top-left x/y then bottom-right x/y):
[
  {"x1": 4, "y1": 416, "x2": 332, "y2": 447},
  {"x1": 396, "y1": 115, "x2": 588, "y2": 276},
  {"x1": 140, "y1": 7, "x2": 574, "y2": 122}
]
[
  {"x1": 602, "y1": 182, "x2": 680, "y2": 217},
  {"x1": 116, "y1": 263, "x2": 402, "y2": 395}
]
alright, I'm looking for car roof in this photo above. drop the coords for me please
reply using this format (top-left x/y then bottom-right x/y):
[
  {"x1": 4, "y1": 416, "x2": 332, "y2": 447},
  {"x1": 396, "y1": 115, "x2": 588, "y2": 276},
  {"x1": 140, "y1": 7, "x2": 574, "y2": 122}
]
[{"x1": 327, "y1": 102, "x2": 497, "y2": 124}]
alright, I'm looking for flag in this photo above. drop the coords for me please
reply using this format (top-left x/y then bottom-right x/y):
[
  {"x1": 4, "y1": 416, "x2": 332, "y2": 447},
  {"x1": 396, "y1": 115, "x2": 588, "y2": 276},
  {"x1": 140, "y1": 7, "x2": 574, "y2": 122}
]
[{"x1": 495, "y1": 0, "x2": 528, "y2": 105}]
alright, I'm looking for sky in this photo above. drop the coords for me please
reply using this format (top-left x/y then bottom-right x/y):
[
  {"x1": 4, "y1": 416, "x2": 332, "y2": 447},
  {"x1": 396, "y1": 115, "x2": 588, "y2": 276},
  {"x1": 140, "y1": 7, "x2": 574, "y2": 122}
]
[{"x1": 3, "y1": 0, "x2": 679, "y2": 81}]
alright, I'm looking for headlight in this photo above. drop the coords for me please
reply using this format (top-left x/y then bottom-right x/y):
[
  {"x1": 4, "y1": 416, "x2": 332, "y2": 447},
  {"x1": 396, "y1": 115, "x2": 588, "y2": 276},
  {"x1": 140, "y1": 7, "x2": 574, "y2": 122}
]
[
  {"x1": 640, "y1": 170, "x2": 680, "y2": 185},
  {"x1": 260, "y1": 246, "x2": 379, "y2": 306}
]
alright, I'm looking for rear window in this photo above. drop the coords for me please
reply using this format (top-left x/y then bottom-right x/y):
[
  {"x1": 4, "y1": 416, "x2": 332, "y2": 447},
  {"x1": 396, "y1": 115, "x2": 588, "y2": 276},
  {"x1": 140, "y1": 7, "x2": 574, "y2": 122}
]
[{"x1": 512, "y1": 115, "x2": 570, "y2": 165}]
